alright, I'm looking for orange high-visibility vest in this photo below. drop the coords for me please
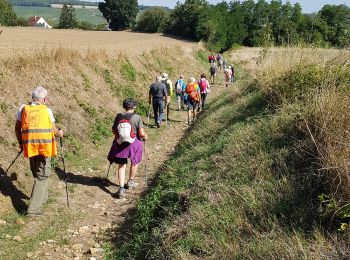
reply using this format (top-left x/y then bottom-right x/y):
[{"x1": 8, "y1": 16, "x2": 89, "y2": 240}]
[{"x1": 21, "y1": 104, "x2": 57, "y2": 158}]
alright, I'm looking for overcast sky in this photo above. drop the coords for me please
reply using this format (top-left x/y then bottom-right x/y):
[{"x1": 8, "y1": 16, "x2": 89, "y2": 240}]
[{"x1": 88, "y1": 1, "x2": 349, "y2": 13}]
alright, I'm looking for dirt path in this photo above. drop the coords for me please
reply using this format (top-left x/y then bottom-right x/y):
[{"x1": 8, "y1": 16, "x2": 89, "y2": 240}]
[{"x1": 8, "y1": 75, "x2": 227, "y2": 259}]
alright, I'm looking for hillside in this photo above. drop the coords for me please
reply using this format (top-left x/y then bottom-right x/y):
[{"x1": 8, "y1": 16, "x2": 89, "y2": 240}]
[
  {"x1": 0, "y1": 28, "x2": 213, "y2": 259},
  {"x1": 114, "y1": 47, "x2": 350, "y2": 259},
  {"x1": 0, "y1": 27, "x2": 349, "y2": 259}
]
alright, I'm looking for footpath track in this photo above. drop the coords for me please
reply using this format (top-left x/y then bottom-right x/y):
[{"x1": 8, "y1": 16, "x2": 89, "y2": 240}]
[{"x1": 8, "y1": 73, "x2": 228, "y2": 260}]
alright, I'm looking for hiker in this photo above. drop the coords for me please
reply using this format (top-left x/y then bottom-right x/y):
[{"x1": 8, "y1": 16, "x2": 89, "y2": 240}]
[
  {"x1": 185, "y1": 77, "x2": 201, "y2": 124},
  {"x1": 107, "y1": 98, "x2": 148, "y2": 199},
  {"x1": 230, "y1": 64, "x2": 236, "y2": 83},
  {"x1": 198, "y1": 74, "x2": 210, "y2": 111},
  {"x1": 224, "y1": 66, "x2": 232, "y2": 87},
  {"x1": 210, "y1": 64, "x2": 216, "y2": 85},
  {"x1": 174, "y1": 75, "x2": 186, "y2": 111},
  {"x1": 149, "y1": 76, "x2": 167, "y2": 128},
  {"x1": 208, "y1": 53, "x2": 216, "y2": 66},
  {"x1": 217, "y1": 53, "x2": 223, "y2": 71},
  {"x1": 15, "y1": 86, "x2": 64, "y2": 216},
  {"x1": 161, "y1": 72, "x2": 173, "y2": 122}
]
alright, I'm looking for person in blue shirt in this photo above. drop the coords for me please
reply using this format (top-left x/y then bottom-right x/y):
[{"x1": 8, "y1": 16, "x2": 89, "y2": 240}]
[{"x1": 174, "y1": 75, "x2": 186, "y2": 111}]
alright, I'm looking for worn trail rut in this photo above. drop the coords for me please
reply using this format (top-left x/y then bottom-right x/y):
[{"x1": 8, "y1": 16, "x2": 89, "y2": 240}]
[{"x1": 6, "y1": 76, "x2": 227, "y2": 259}]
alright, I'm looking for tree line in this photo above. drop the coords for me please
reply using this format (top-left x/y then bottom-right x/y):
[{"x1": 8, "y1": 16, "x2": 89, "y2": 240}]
[
  {"x1": 134, "y1": 0, "x2": 350, "y2": 50},
  {"x1": 8, "y1": 0, "x2": 98, "y2": 7}
]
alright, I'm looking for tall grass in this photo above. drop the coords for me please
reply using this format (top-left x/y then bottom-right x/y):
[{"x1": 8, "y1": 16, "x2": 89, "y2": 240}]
[{"x1": 113, "y1": 47, "x2": 350, "y2": 259}]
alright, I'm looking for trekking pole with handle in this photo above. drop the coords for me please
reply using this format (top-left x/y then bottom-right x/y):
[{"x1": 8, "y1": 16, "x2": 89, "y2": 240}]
[
  {"x1": 3, "y1": 149, "x2": 23, "y2": 175},
  {"x1": 58, "y1": 129, "x2": 70, "y2": 208},
  {"x1": 144, "y1": 140, "x2": 148, "y2": 187}
]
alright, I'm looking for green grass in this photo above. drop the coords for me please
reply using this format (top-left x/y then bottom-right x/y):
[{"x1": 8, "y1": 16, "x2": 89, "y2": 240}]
[
  {"x1": 120, "y1": 61, "x2": 137, "y2": 82},
  {"x1": 13, "y1": 6, "x2": 106, "y2": 25},
  {"x1": 112, "y1": 58, "x2": 350, "y2": 258}
]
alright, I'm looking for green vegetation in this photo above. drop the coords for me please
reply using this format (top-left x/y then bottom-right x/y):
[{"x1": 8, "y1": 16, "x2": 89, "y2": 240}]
[
  {"x1": 58, "y1": 4, "x2": 77, "y2": 29},
  {"x1": 13, "y1": 6, "x2": 106, "y2": 26},
  {"x1": 134, "y1": 0, "x2": 350, "y2": 50},
  {"x1": 113, "y1": 49, "x2": 350, "y2": 258},
  {"x1": 196, "y1": 49, "x2": 209, "y2": 64},
  {"x1": 134, "y1": 7, "x2": 170, "y2": 33},
  {"x1": 9, "y1": 0, "x2": 98, "y2": 7},
  {"x1": 120, "y1": 61, "x2": 137, "y2": 82},
  {"x1": 99, "y1": 0, "x2": 138, "y2": 31},
  {"x1": 0, "y1": 0, "x2": 17, "y2": 26},
  {"x1": 89, "y1": 117, "x2": 112, "y2": 144}
]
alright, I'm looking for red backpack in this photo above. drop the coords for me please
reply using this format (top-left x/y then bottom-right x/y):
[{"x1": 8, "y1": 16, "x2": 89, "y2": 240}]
[{"x1": 199, "y1": 78, "x2": 208, "y2": 92}]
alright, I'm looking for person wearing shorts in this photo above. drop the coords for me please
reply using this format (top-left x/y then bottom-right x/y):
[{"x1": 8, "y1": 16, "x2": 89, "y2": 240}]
[
  {"x1": 107, "y1": 98, "x2": 148, "y2": 199},
  {"x1": 185, "y1": 77, "x2": 201, "y2": 124}
]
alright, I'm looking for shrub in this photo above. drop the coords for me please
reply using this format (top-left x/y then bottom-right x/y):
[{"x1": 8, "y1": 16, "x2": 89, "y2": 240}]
[{"x1": 135, "y1": 7, "x2": 170, "y2": 33}]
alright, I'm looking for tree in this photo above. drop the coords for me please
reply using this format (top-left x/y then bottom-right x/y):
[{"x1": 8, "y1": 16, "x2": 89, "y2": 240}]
[
  {"x1": 168, "y1": 0, "x2": 208, "y2": 39},
  {"x1": 98, "y1": 0, "x2": 138, "y2": 31},
  {"x1": 196, "y1": 2, "x2": 230, "y2": 51},
  {"x1": 135, "y1": 7, "x2": 170, "y2": 33},
  {"x1": 58, "y1": 4, "x2": 77, "y2": 29},
  {"x1": 0, "y1": 0, "x2": 17, "y2": 26},
  {"x1": 318, "y1": 4, "x2": 350, "y2": 47}
]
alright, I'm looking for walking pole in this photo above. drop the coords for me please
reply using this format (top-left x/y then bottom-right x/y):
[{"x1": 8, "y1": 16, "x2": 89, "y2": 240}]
[
  {"x1": 105, "y1": 162, "x2": 112, "y2": 181},
  {"x1": 147, "y1": 103, "x2": 151, "y2": 128},
  {"x1": 3, "y1": 149, "x2": 23, "y2": 175},
  {"x1": 144, "y1": 140, "x2": 148, "y2": 187},
  {"x1": 58, "y1": 131, "x2": 70, "y2": 208},
  {"x1": 166, "y1": 101, "x2": 168, "y2": 126}
]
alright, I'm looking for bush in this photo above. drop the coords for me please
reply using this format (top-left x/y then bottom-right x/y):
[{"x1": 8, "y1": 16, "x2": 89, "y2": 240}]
[
  {"x1": 135, "y1": 7, "x2": 170, "y2": 33},
  {"x1": 78, "y1": 21, "x2": 95, "y2": 31}
]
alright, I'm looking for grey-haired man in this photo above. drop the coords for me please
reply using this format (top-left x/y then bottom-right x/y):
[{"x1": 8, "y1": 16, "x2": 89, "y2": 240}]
[{"x1": 15, "y1": 86, "x2": 64, "y2": 216}]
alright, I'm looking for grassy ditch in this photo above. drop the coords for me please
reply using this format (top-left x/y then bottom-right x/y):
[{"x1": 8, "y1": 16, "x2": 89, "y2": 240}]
[{"x1": 113, "y1": 48, "x2": 350, "y2": 259}]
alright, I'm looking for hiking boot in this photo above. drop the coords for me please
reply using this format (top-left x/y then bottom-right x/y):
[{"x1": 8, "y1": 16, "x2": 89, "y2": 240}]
[
  {"x1": 113, "y1": 187, "x2": 126, "y2": 199},
  {"x1": 125, "y1": 179, "x2": 137, "y2": 189},
  {"x1": 26, "y1": 210, "x2": 43, "y2": 217},
  {"x1": 156, "y1": 122, "x2": 160, "y2": 128}
]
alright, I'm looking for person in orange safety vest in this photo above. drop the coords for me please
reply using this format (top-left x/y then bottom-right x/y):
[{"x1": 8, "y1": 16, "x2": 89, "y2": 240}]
[{"x1": 15, "y1": 86, "x2": 64, "y2": 216}]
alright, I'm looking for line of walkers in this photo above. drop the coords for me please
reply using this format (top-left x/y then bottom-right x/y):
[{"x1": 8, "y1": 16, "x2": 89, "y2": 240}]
[
  {"x1": 15, "y1": 86, "x2": 149, "y2": 212},
  {"x1": 14, "y1": 71, "x2": 213, "y2": 214},
  {"x1": 149, "y1": 72, "x2": 211, "y2": 126}
]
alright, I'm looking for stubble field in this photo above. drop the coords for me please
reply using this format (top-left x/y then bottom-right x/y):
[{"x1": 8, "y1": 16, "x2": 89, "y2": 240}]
[{"x1": 0, "y1": 27, "x2": 198, "y2": 58}]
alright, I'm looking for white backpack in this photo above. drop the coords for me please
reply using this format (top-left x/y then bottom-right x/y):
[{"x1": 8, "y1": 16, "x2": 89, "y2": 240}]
[{"x1": 114, "y1": 113, "x2": 136, "y2": 144}]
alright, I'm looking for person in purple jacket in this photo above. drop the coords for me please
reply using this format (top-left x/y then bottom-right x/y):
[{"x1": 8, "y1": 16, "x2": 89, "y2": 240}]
[{"x1": 107, "y1": 98, "x2": 148, "y2": 199}]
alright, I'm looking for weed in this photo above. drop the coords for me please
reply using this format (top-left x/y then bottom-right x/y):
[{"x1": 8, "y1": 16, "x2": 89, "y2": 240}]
[
  {"x1": 68, "y1": 183, "x2": 77, "y2": 193},
  {"x1": 81, "y1": 71, "x2": 92, "y2": 91},
  {"x1": 104, "y1": 69, "x2": 114, "y2": 88},
  {"x1": 196, "y1": 49, "x2": 208, "y2": 64},
  {"x1": 90, "y1": 117, "x2": 112, "y2": 144},
  {"x1": 120, "y1": 61, "x2": 136, "y2": 81},
  {"x1": 54, "y1": 111, "x2": 64, "y2": 124},
  {"x1": 0, "y1": 102, "x2": 9, "y2": 113}
]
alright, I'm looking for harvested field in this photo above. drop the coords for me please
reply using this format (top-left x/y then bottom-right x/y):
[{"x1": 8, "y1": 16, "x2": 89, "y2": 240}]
[{"x1": 0, "y1": 27, "x2": 199, "y2": 58}]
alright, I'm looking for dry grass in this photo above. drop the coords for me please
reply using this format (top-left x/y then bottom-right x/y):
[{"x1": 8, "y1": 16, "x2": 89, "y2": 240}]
[
  {"x1": 253, "y1": 47, "x2": 350, "y2": 201},
  {"x1": 115, "y1": 46, "x2": 350, "y2": 259}
]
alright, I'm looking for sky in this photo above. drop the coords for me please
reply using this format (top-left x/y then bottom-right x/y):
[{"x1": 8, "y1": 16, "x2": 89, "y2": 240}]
[{"x1": 86, "y1": 1, "x2": 350, "y2": 13}]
